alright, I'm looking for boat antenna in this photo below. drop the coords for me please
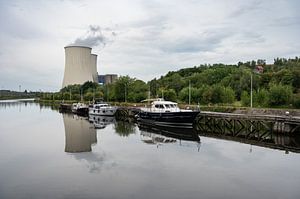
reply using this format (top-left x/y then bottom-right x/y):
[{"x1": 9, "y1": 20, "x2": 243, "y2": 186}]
[
  {"x1": 148, "y1": 85, "x2": 151, "y2": 107},
  {"x1": 189, "y1": 80, "x2": 191, "y2": 105}
]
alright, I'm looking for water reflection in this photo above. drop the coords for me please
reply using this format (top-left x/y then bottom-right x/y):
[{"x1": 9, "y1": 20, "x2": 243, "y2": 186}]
[
  {"x1": 63, "y1": 113, "x2": 97, "y2": 153},
  {"x1": 138, "y1": 123, "x2": 201, "y2": 149},
  {"x1": 1, "y1": 100, "x2": 300, "y2": 199},
  {"x1": 198, "y1": 131, "x2": 300, "y2": 153},
  {"x1": 114, "y1": 121, "x2": 136, "y2": 137},
  {"x1": 88, "y1": 115, "x2": 115, "y2": 129},
  {"x1": 0, "y1": 99, "x2": 35, "y2": 111}
]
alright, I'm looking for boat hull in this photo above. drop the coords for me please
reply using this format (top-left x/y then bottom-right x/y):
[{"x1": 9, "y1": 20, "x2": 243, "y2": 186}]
[
  {"x1": 72, "y1": 107, "x2": 89, "y2": 116},
  {"x1": 137, "y1": 111, "x2": 200, "y2": 129}
]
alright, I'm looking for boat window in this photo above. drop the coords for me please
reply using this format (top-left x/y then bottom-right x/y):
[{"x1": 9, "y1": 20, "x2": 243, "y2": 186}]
[
  {"x1": 159, "y1": 105, "x2": 164, "y2": 109},
  {"x1": 165, "y1": 104, "x2": 170, "y2": 108},
  {"x1": 155, "y1": 104, "x2": 160, "y2": 108}
]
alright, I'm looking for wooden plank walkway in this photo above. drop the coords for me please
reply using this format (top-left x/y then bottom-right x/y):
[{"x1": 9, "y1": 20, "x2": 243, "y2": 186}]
[{"x1": 196, "y1": 111, "x2": 300, "y2": 134}]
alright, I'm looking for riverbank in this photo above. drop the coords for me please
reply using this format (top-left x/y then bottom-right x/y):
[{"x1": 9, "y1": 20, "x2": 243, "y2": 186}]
[{"x1": 36, "y1": 99, "x2": 300, "y2": 116}]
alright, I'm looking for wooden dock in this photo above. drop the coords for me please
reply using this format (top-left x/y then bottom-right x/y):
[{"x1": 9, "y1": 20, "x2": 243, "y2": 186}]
[
  {"x1": 115, "y1": 107, "x2": 300, "y2": 134},
  {"x1": 195, "y1": 111, "x2": 300, "y2": 134}
]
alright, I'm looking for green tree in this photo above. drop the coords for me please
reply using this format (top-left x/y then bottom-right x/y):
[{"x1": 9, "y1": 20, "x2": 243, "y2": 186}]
[
  {"x1": 158, "y1": 88, "x2": 177, "y2": 101},
  {"x1": 253, "y1": 89, "x2": 269, "y2": 107},
  {"x1": 84, "y1": 92, "x2": 94, "y2": 101},
  {"x1": 114, "y1": 76, "x2": 134, "y2": 102},
  {"x1": 241, "y1": 91, "x2": 250, "y2": 107},
  {"x1": 202, "y1": 86, "x2": 213, "y2": 104},
  {"x1": 178, "y1": 87, "x2": 200, "y2": 103},
  {"x1": 128, "y1": 80, "x2": 148, "y2": 102},
  {"x1": 268, "y1": 84, "x2": 293, "y2": 106},
  {"x1": 221, "y1": 87, "x2": 235, "y2": 104}
]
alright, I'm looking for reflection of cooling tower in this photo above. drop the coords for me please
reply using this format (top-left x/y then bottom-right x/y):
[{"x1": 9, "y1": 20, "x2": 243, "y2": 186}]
[
  {"x1": 91, "y1": 54, "x2": 99, "y2": 83},
  {"x1": 62, "y1": 46, "x2": 98, "y2": 88},
  {"x1": 63, "y1": 114, "x2": 97, "y2": 153}
]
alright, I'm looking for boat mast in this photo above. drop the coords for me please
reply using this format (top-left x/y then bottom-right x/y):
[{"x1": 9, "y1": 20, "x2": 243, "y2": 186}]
[
  {"x1": 189, "y1": 80, "x2": 191, "y2": 105},
  {"x1": 148, "y1": 85, "x2": 151, "y2": 107}
]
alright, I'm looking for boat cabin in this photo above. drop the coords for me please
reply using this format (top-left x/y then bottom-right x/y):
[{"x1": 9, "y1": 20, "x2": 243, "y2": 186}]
[
  {"x1": 90, "y1": 103, "x2": 109, "y2": 109},
  {"x1": 149, "y1": 100, "x2": 181, "y2": 112}
]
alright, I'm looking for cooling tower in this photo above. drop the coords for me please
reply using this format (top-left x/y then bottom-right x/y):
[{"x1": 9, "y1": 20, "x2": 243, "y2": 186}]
[
  {"x1": 62, "y1": 46, "x2": 97, "y2": 88},
  {"x1": 91, "y1": 54, "x2": 99, "y2": 83}
]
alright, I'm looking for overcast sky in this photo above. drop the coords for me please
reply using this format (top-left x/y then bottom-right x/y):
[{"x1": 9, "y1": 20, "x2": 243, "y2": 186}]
[{"x1": 0, "y1": 0, "x2": 299, "y2": 91}]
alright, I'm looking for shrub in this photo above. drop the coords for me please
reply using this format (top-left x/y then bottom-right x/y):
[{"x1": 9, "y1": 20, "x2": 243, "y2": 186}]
[
  {"x1": 268, "y1": 84, "x2": 292, "y2": 106},
  {"x1": 241, "y1": 91, "x2": 250, "y2": 106},
  {"x1": 253, "y1": 89, "x2": 269, "y2": 107}
]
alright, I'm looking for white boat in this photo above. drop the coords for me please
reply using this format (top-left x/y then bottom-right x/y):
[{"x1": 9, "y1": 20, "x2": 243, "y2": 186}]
[
  {"x1": 71, "y1": 102, "x2": 89, "y2": 115},
  {"x1": 89, "y1": 102, "x2": 117, "y2": 116}
]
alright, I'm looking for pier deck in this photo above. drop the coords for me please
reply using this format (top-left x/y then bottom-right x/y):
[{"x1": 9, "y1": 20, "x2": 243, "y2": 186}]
[{"x1": 195, "y1": 111, "x2": 300, "y2": 134}]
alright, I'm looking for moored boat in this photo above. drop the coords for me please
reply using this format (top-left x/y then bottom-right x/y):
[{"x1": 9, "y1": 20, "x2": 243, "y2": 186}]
[
  {"x1": 88, "y1": 102, "x2": 117, "y2": 116},
  {"x1": 71, "y1": 102, "x2": 89, "y2": 115},
  {"x1": 137, "y1": 99, "x2": 200, "y2": 128}
]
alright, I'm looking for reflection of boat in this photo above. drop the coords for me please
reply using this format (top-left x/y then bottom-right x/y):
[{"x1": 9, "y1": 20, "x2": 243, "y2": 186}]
[
  {"x1": 59, "y1": 103, "x2": 72, "y2": 112},
  {"x1": 137, "y1": 99, "x2": 200, "y2": 128},
  {"x1": 88, "y1": 115, "x2": 115, "y2": 129},
  {"x1": 89, "y1": 102, "x2": 117, "y2": 116},
  {"x1": 72, "y1": 102, "x2": 89, "y2": 115},
  {"x1": 138, "y1": 122, "x2": 200, "y2": 144},
  {"x1": 63, "y1": 113, "x2": 97, "y2": 153}
]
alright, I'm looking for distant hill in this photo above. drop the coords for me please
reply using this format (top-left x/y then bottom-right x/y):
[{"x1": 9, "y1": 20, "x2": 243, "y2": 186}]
[
  {"x1": 0, "y1": 90, "x2": 39, "y2": 100},
  {"x1": 147, "y1": 57, "x2": 300, "y2": 107}
]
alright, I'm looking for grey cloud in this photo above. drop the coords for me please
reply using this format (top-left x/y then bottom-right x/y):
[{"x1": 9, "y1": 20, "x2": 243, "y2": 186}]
[
  {"x1": 241, "y1": 31, "x2": 265, "y2": 43},
  {"x1": 229, "y1": 0, "x2": 262, "y2": 18},
  {"x1": 161, "y1": 31, "x2": 232, "y2": 53},
  {"x1": 268, "y1": 17, "x2": 300, "y2": 27},
  {"x1": 0, "y1": 3, "x2": 45, "y2": 40},
  {"x1": 70, "y1": 25, "x2": 116, "y2": 48}
]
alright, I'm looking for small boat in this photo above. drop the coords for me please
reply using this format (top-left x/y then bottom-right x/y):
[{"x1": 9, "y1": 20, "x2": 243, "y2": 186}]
[
  {"x1": 59, "y1": 103, "x2": 72, "y2": 112},
  {"x1": 89, "y1": 102, "x2": 117, "y2": 116},
  {"x1": 71, "y1": 102, "x2": 89, "y2": 115},
  {"x1": 137, "y1": 99, "x2": 200, "y2": 128}
]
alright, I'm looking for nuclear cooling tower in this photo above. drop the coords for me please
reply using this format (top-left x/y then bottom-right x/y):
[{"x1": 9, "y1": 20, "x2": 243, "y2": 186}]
[
  {"x1": 62, "y1": 46, "x2": 98, "y2": 88},
  {"x1": 91, "y1": 54, "x2": 99, "y2": 83}
]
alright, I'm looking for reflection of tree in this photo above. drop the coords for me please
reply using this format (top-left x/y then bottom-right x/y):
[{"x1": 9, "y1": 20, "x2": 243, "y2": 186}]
[{"x1": 114, "y1": 121, "x2": 136, "y2": 137}]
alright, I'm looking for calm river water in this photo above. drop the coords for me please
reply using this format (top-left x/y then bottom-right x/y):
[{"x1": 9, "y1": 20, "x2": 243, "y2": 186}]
[{"x1": 0, "y1": 100, "x2": 300, "y2": 199}]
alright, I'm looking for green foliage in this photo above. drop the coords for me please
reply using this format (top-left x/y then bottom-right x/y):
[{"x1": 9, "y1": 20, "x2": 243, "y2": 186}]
[
  {"x1": 253, "y1": 89, "x2": 269, "y2": 107},
  {"x1": 221, "y1": 87, "x2": 235, "y2": 104},
  {"x1": 158, "y1": 88, "x2": 177, "y2": 102},
  {"x1": 241, "y1": 91, "x2": 250, "y2": 107},
  {"x1": 128, "y1": 79, "x2": 148, "y2": 102},
  {"x1": 84, "y1": 92, "x2": 94, "y2": 101},
  {"x1": 178, "y1": 87, "x2": 200, "y2": 103},
  {"x1": 201, "y1": 86, "x2": 213, "y2": 104},
  {"x1": 293, "y1": 95, "x2": 300, "y2": 108},
  {"x1": 268, "y1": 84, "x2": 293, "y2": 106},
  {"x1": 41, "y1": 56, "x2": 300, "y2": 108}
]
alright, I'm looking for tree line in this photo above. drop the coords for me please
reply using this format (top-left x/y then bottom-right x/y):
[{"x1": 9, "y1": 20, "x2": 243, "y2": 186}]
[{"x1": 41, "y1": 56, "x2": 300, "y2": 108}]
